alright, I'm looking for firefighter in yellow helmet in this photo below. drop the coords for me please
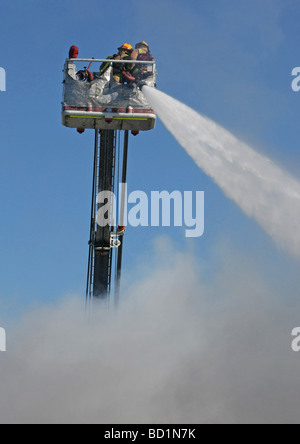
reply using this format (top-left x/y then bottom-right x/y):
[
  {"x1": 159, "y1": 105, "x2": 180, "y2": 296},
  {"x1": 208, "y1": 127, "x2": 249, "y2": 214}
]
[
  {"x1": 129, "y1": 41, "x2": 154, "y2": 82},
  {"x1": 131, "y1": 41, "x2": 150, "y2": 60},
  {"x1": 98, "y1": 43, "x2": 133, "y2": 83}
]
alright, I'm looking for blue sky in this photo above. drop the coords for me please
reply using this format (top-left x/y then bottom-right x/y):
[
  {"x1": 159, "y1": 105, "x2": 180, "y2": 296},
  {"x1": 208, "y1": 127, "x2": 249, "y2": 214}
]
[{"x1": 0, "y1": 0, "x2": 300, "y2": 316}]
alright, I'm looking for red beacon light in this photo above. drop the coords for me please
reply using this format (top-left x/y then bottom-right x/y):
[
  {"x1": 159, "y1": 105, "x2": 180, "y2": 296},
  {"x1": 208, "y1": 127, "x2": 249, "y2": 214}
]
[{"x1": 69, "y1": 45, "x2": 79, "y2": 59}]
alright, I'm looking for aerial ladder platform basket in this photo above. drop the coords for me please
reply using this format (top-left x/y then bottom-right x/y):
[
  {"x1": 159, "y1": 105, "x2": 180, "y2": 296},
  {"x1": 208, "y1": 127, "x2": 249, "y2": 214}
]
[{"x1": 62, "y1": 57, "x2": 157, "y2": 132}]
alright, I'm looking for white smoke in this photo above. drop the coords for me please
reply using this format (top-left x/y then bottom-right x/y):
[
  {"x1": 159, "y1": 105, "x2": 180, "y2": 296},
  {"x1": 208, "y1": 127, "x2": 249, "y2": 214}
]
[
  {"x1": 143, "y1": 87, "x2": 300, "y2": 257},
  {"x1": 0, "y1": 238, "x2": 299, "y2": 424}
]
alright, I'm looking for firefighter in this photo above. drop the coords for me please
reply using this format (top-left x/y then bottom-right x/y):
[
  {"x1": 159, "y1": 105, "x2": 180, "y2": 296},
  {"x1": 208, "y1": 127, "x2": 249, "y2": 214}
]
[
  {"x1": 98, "y1": 43, "x2": 133, "y2": 83},
  {"x1": 129, "y1": 41, "x2": 154, "y2": 82}
]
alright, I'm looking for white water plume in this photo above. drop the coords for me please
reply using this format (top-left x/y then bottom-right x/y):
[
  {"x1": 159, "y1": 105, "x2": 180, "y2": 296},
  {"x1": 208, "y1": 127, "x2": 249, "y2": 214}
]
[{"x1": 143, "y1": 87, "x2": 300, "y2": 257}]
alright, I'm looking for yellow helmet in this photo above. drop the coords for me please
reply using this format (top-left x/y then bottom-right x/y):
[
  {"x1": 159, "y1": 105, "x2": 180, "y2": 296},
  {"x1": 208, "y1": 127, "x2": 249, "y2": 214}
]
[
  {"x1": 118, "y1": 43, "x2": 133, "y2": 52},
  {"x1": 135, "y1": 41, "x2": 149, "y2": 50}
]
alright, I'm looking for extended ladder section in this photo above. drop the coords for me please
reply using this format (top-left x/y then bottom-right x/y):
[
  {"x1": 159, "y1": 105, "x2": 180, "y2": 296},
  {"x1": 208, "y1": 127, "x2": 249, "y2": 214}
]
[{"x1": 86, "y1": 129, "x2": 129, "y2": 304}]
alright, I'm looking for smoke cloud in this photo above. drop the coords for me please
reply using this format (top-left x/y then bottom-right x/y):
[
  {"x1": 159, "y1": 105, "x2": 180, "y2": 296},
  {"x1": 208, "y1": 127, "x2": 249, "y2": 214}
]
[{"x1": 0, "y1": 238, "x2": 299, "y2": 424}]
